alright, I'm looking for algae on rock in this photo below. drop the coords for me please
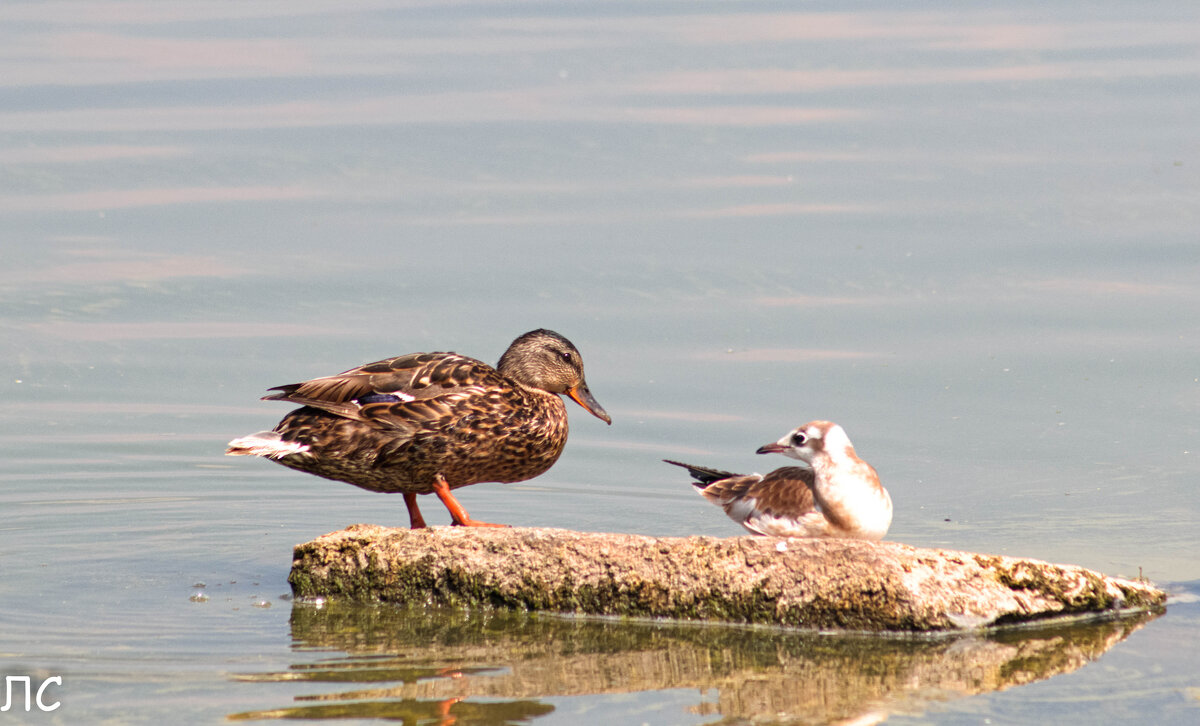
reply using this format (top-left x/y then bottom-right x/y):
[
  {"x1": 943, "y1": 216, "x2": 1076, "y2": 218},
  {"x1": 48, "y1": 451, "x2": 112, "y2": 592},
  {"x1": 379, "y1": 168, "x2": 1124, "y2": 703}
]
[{"x1": 289, "y1": 524, "x2": 1166, "y2": 632}]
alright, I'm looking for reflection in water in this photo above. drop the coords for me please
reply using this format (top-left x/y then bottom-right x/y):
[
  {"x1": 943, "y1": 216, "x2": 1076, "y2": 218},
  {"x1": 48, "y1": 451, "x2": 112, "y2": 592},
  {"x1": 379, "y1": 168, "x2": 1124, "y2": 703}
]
[
  {"x1": 230, "y1": 602, "x2": 1158, "y2": 723},
  {"x1": 231, "y1": 696, "x2": 553, "y2": 724}
]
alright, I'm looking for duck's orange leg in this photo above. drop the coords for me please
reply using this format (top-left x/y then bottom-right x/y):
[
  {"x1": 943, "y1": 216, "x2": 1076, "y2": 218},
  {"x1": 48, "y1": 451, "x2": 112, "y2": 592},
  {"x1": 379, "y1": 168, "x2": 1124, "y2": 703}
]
[
  {"x1": 403, "y1": 492, "x2": 428, "y2": 529},
  {"x1": 432, "y1": 474, "x2": 507, "y2": 527},
  {"x1": 436, "y1": 696, "x2": 458, "y2": 724},
  {"x1": 435, "y1": 696, "x2": 462, "y2": 726}
]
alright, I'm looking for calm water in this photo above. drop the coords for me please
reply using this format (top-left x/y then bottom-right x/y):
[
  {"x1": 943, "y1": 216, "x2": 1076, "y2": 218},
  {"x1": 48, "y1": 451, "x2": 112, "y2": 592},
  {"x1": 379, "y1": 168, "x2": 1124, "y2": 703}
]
[{"x1": 2, "y1": 1, "x2": 1199, "y2": 723}]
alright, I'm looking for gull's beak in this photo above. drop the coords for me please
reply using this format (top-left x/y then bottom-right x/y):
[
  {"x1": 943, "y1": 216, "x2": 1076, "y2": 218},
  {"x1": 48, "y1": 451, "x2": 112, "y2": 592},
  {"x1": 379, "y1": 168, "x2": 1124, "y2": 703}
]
[
  {"x1": 566, "y1": 382, "x2": 612, "y2": 425},
  {"x1": 756, "y1": 442, "x2": 788, "y2": 455}
]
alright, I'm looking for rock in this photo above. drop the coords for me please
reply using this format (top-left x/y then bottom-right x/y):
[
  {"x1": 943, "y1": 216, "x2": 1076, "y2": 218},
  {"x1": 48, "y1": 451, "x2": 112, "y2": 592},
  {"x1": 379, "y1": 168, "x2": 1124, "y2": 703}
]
[{"x1": 288, "y1": 524, "x2": 1165, "y2": 632}]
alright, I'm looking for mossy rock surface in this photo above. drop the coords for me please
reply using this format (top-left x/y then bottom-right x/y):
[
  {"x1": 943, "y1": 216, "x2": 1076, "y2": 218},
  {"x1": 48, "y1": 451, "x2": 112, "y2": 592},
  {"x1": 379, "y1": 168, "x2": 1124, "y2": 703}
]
[{"x1": 289, "y1": 524, "x2": 1166, "y2": 632}]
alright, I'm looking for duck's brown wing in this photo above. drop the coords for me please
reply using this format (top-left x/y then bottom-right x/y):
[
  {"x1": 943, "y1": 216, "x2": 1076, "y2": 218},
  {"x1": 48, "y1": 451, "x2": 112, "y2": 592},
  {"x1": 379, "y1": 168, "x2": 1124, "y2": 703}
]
[{"x1": 263, "y1": 352, "x2": 506, "y2": 428}]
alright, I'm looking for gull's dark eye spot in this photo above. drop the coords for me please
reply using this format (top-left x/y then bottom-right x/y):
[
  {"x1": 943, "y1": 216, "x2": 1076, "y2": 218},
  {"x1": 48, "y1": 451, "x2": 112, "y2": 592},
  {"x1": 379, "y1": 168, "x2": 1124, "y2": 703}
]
[{"x1": 791, "y1": 432, "x2": 807, "y2": 446}]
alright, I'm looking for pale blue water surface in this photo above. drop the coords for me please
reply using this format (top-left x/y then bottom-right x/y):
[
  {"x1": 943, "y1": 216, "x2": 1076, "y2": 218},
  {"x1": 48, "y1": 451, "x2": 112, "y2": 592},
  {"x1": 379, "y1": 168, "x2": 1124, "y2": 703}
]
[{"x1": 2, "y1": 1, "x2": 1199, "y2": 724}]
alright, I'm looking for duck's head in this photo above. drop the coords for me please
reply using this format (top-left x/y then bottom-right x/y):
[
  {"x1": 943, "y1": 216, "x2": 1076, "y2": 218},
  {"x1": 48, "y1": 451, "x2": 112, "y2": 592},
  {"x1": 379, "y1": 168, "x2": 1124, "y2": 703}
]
[{"x1": 498, "y1": 329, "x2": 611, "y2": 425}]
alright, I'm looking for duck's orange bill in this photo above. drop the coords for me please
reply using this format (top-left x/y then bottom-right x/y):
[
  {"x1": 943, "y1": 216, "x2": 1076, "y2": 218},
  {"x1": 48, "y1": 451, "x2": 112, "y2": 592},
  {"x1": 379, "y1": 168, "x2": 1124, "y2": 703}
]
[{"x1": 567, "y1": 383, "x2": 612, "y2": 425}]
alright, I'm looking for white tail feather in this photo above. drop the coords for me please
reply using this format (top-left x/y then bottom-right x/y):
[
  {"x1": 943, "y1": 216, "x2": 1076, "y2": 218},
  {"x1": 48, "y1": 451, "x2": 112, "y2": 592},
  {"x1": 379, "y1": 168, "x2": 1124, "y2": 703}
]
[{"x1": 225, "y1": 431, "x2": 309, "y2": 459}]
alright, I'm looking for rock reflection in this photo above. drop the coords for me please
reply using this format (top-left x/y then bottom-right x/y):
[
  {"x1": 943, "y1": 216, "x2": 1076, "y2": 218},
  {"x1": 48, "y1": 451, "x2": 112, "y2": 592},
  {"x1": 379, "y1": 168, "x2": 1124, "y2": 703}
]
[{"x1": 229, "y1": 603, "x2": 1158, "y2": 723}]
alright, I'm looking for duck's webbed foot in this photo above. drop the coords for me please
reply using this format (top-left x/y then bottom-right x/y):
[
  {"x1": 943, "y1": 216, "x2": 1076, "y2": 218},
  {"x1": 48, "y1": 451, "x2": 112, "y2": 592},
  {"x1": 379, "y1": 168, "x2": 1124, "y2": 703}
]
[{"x1": 432, "y1": 474, "x2": 508, "y2": 528}]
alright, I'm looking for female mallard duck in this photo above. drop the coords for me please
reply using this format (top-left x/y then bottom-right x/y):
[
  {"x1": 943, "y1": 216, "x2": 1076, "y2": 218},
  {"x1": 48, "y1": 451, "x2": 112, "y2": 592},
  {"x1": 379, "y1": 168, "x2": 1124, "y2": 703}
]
[
  {"x1": 665, "y1": 421, "x2": 891, "y2": 540},
  {"x1": 227, "y1": 329, "x2": 611, "y2": 528}
]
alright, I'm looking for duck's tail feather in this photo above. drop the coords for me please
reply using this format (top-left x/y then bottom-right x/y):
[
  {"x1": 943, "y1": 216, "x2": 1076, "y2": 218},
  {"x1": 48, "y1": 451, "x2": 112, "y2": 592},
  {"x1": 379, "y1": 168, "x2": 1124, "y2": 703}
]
[{"x1": 225, "y1": 431, "x2": 309, "y2": 459}]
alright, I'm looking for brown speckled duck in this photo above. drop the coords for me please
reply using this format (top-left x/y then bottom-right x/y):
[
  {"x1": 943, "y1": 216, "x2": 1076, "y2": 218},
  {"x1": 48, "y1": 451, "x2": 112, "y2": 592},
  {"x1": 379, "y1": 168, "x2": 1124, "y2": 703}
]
[{"x1": 226, "y1": 329, "x2": 611, "y2": 528}]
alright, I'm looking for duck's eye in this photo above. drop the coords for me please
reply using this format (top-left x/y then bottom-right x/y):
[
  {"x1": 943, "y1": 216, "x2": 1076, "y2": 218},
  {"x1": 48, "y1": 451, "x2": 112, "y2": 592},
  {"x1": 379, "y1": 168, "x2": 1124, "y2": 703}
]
[
  {"x1": 791, "y1": 432, "x2": 807, "y2": 446},
  {"x1": 558, "y1": 350, "x2": 574, "y2": 364}
]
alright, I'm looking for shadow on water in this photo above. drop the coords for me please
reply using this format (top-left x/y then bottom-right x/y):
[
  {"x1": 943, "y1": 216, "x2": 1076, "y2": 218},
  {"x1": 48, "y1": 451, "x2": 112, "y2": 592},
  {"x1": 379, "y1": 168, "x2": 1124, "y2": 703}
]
[{"x1": 228, "y1": 601, "x2": 1160, "y2": 723}]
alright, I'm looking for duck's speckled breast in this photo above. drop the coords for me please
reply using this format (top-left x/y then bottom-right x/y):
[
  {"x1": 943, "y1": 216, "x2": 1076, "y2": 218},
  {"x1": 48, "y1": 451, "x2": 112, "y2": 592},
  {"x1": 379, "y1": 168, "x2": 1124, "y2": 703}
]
[{"x1": 433, "y1": 387, "x2": 570, "y2": 488}]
